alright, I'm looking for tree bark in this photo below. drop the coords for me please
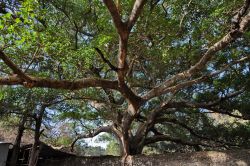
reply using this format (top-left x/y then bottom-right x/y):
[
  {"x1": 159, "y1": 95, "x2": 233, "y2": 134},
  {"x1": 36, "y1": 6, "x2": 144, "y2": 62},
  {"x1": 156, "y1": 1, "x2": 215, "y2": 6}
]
[
  {"x1": 28, "y1": 140, "x2": 40, "y2": 166},
  {"x1": 9, "y1": 115, "x2": 27, "y2": 166},
  {"x1": 28, "y1": 105, "x2": 46, "y2": 166}
]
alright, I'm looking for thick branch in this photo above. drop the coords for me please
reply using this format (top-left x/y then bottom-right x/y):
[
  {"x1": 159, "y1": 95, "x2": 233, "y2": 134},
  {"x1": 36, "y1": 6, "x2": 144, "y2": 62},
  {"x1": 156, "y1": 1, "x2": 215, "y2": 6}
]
[
  {"x1": 162, "y1": 56, "x2": 250, "y2": 94},
  {"x1": 232, "y1": 0, "x2": 250, "y2": 29},
  {"x1": 144, "y1": 9, "x2": 250, "y2": 100},
  {"x1": 208, "y1": 107, "x2": 248, "y2": 120},
  {"x1": 166, "y1": 88, "x2": 245, "y2": 110},
  {"x1": 157, "y1": 118, "x2": 211, "y2": 140},
  {"x1": 70, "y1": 125, "x2": 115, "y2": 152},
  {"x1": 127, "y1": 0, "x2": 147, "y2": 31},
  {"x1": 103, "y1": 0, "x2": 125, "y2": 36},
  {"x1": 164, "y1": 88, "x2": 248, "y2": 120},
  {"x1": 137, "y1": 87, "x2": 245, "y2": 142},
  {"x1": 144, "y1": 135, "x2": 217, "y2": 147},
  {"x1": 155, "y1": 118, "x2": 239, "y2": 147},
  {"x1": 0, "y1": 50, "x2": 32, "y2": 82},
  {"x1": 0, "y1": 75, "x2": 119, "y2": 90},
  {"x1": 103, "y1": 1, "x2": 145, "y2": 112}
]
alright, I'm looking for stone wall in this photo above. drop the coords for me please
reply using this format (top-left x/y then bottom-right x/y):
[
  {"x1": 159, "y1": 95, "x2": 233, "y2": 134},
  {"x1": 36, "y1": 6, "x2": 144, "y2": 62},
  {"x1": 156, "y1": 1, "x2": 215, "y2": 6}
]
[{"x1": 39, "y1": 149, "x2": 250, "y2": 166}]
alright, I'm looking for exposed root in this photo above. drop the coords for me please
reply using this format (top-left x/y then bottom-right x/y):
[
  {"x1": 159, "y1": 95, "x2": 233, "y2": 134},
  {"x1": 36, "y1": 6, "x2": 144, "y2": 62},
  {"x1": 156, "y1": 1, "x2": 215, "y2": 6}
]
[{"x1": 121, "y1": 155, "x2": 133, "y2": 166}]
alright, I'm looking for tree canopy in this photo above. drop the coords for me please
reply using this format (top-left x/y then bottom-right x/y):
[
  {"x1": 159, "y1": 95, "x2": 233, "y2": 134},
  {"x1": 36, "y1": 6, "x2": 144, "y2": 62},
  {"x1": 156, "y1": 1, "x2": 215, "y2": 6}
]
[{"x1": 0, "y1": 0, "x2": 250, "y2": 159}]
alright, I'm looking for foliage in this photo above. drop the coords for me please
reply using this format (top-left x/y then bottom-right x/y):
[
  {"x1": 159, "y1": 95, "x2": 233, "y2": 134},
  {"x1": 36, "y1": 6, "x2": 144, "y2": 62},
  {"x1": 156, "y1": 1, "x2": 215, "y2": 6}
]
[{"x1": 0, "y1": 0, "x2": 250, "y2": 157}]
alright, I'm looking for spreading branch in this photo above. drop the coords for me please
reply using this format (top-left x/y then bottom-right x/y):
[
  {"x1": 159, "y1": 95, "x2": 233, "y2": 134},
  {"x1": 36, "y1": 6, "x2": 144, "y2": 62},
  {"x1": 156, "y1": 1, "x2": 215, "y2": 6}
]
[
  {"x1": 144, "y1": 135, "x2": 219, "y2": 148},
  {"x1": 94, "y1": 47, "x2": 118, "y2": 71},
  {"x1": 160, "y1": 55, "x2": 249, "y2": 94},
  {"x1": 231, "y1": 0, "x2": 250, "y2": 29},
  {"x1": 155, "y1": 118, "x2": 239, "y2": 147},
  {"x1": 179, "y1": 0, "x2": 193, "y2": 30},
  {"x1": 127, "y1": 0, "x2": 147, "y2": 31},
  {"x1": 103, "y1": 0, "x2": 146, "y2": 112},
  {"x1": 70, "y1": 125, "x2": 115, "y2": 152},
  {"x1": 144, "y1": 9, "x2": 250, "y2": 100},
  {"x1": 0, "y1": 74, "x2": 119, "y2": 90},
  {"x1": 0, "y1": 50, "x2": 32, "y2": 82},
  {"x1": 103, "y1": 0, "x2": 125, "y2": 36},
  {"x1": 163, "y1": 88, "x2": 248, "y2": 120},
  {"x1": 166, "y1": 88, "x2": 245, "y2": 110}
]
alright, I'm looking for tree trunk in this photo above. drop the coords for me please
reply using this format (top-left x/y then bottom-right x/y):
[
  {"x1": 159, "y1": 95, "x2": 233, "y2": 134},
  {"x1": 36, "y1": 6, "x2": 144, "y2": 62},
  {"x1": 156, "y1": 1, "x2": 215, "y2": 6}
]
[
  {"x1": 9, "y1": 115, "x2": 27, "y2": 166},
  {"x1": 119, "y1": 109, "x2": 145, "y2": 157},
  {"x1": 28, "y1": 105, "x2": 46, "y2": 166},
  {"x1": 119, "y1": 135, "x2": 145, "y2": 166},
  {"x1": 120, "y1": 136, "x2": 130, "y2": 156},
  {"x1": 28, "y1": 140, "x2": 40, "y2": 166},
  {"x1": 129, "y1": 143, "x2": 144, "y2": 155},
  {"x1": 119, "y1": 135, "x2": 144, "y2": 156},
  {"x1": 28, "y1": 121, "x2": 41, "y2": 166}
]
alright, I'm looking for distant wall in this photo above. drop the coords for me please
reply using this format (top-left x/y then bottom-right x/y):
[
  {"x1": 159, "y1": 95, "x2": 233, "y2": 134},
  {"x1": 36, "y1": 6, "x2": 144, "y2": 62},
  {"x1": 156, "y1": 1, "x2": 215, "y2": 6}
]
[
  {"x1": 0, "y1": 143, "x2": 11, "y2": 166},
  {"x1": 39, "y1": 149, "x2": 250, "y2": 166}
]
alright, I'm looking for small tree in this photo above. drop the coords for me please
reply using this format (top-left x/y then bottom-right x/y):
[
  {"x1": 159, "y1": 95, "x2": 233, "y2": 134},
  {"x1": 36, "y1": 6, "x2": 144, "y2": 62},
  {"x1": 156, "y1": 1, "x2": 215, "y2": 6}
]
[{"x1": 0, "y1": 87, "x2": 64, "y2": 165}]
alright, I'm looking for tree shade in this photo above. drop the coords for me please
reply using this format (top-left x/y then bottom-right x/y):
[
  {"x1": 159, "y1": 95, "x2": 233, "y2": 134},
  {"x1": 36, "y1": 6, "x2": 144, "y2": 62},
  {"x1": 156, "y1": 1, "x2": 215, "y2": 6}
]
[{"x1": 0, "y1": 0, "x2": 250, "y2": 159}]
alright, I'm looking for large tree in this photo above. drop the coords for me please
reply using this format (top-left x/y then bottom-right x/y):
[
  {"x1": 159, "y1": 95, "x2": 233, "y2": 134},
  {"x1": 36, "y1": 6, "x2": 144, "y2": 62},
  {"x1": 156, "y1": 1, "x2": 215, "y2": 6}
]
[{"x1": 1, "y1": 0, "x2": 250, "y2": 158}]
